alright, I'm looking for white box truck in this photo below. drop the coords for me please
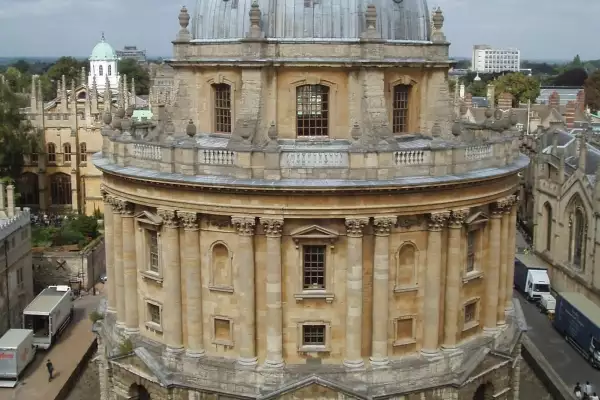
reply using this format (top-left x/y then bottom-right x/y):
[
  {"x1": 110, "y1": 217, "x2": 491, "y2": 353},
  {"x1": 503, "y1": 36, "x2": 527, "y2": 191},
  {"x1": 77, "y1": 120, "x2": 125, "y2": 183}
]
[
  {"x1": 514, "y1": 253, "x2": 552, "y2": 301},
  {"x1": 0, "y1": 329, "x2": 36, "y2": 388},
  {"x1": 23, "y1": 285, "x2": 74, "y2": 349}
]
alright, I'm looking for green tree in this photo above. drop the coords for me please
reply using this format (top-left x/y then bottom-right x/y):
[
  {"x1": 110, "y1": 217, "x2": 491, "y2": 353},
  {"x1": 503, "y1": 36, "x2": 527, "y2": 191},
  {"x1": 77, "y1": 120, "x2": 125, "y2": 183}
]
[
  {"x1": 553, "y1": 68, "x2": 588, "y2": 86},
  {"x1": 0, "y1": 80, "x2": 40, "y2": 179},
  {"x1": 572, "y1": 54, "x2": 583, "y2": 68},
  {"x1": 584, "y1": 70, "x2": 600, "y2": 113},
  {"x1": 467, "y1": 80, "x2": 487, "y2": 97},
  {"x1": 3, "y1": 67, "x2": 29, "y2": 93},
  {"x1": 493, "y1": 72, "x2": 540, "y2": 105},
  {"x1": 118, "y1": 58, "x2": 150, "y2": 96},
  {"x1": 46, "y1": 57, "x2": 86, "y2": 86},
  {"x1": 11, "y1": 60, "x2": 30, "y2": 74}
]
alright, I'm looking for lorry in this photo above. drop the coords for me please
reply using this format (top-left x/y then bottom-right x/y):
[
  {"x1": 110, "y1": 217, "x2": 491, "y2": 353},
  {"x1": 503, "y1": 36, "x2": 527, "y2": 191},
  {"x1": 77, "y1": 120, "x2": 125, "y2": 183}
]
[
  {"x1": 553, "y1": 292, "x2": 600, "y2": 367},
  {"x1": 22, "y1": 285, "x2": 74, "y2": 350},
  {"x1": 513, "y1": 253, "x2": 552, "y2": 301},
  {"x1": 0, "y1": 329, "x2": 36, "y2": 388},
  {"x1": 538, "y1": 293, "x2": 556, "y2": 315}
]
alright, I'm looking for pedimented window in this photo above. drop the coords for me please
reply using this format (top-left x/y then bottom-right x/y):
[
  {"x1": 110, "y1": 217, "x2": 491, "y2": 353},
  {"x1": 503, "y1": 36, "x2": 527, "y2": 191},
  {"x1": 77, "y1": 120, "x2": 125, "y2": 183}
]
[{"x1": 136, "y1": 211, "x2": 164, "y2": 283}]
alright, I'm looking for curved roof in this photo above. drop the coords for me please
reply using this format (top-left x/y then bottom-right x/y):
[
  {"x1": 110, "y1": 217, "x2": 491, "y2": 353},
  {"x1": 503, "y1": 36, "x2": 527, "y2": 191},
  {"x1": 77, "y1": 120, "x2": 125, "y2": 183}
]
[
  {"x1": 90, "y1": 35, "x2": 118, "y2": 61},
  {"x1": 192, "y1": 0, "x2": 431, "y2": 42}
]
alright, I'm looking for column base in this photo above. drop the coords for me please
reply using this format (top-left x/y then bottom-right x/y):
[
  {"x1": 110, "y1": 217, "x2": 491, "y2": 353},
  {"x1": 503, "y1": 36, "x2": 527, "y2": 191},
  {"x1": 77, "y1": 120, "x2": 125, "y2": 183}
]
[
  {"x1": 185, "y1": 349, "x2": 206, "y2": 358},
  {"x1": 343, "y1": 359, "x2": 365, "y2": 369},
  {"x1": 369, "y1": 356, "x2": 390, "y2": 368},
  {"x1": 441, "y1": 345, "x2": 463, "y2": 356},
  {"x1": 483, "y1": 326, "x2": 500, "y2": 336},
  {"x1": 124, "y1": 327, "x2": 139, "y2": 336},
  {"x1": 262, "y1": 359, "x2": 285, "y2": 369},
  {"x1": 163, "y1": 346, "x2": 184, "y2": 368},
  {"x1": 420, "y1": 349, "x2": 443, "y2": 360},
  {"x1": 505, "y1": 305, "x2": 515, "y2": 313},
  {"x1": 237, "y1": 356, "x2": 258, "y2": 368},
  {"x1": 115, "y1": 321, "x2": 126, "y2": 332},
  {"x1": 496, "y1": 320, "x2": 507, "y2": 328}
]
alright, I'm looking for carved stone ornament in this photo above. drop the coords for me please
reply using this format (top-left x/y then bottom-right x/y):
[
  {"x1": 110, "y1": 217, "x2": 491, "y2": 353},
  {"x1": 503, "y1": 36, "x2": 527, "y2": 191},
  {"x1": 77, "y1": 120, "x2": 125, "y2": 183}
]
[
  {"x1": 261, "y1": 218, "x2": 283, "y2": 237},
  {"x1": 373, "y1": 217, "x2": 395, "y2": 236},
  {"x1": 100, "y1": 185, "x2": 109, "y2": 203},
  {"x1": 121, "y1": 201, "x2": 135, "y2": 216},
  {"x1": 449, "y1": 209, "x2": 469, "y2": 228},
  {"x1": 428, "y1": 211, "x2": 450, "y2": 231},
  {"x1": 207, "y1": 216, "x2": 232, "y2": 229},
  {"x1": 110, "y1": 198, "x2": 125, "y2": 214},
  {"x1": 179, "y1": 212, "x2": 199, "y2": 230},
  {"x1": 397, "y1": 215, "x2": 421, "y2": 229},
  {"x1": 178, "y1": 6, "x2": 190, "y2": 30},
  {"x1": 231, "y1": 216, "x2": 256, "y2": 236},
  {"x1": 345, "y1": 217, "x2": 369, "y2": 238},
  {"x1": 494, "y1": 195, "x2": 516, "y2": 214},
  {"x1": 157, "y1": 209, "x2": 179, "y2": 228}
]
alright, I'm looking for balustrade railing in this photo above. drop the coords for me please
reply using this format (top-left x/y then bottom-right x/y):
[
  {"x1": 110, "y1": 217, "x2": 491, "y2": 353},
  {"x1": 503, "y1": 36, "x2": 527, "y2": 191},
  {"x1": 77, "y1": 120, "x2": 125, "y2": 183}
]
[
  {"x1": 465, "y1": 145, "x2": 492, "y2": 161},
  {"x1": 393, "y1": 150, "x2": 429, "y2": 166},
  {"x1": 200, "y1": 149, "x2": 236, "y2": 165},
  {"x1": 132, "y1": 144, "x2": 162, "y2": 161}
]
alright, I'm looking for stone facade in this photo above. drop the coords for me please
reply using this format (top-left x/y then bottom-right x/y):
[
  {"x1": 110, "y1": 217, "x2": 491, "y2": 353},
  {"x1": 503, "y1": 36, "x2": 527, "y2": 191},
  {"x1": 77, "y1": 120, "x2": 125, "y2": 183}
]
[{"x1": 93, "y1": 3, "x2": 528, "y2": 400}]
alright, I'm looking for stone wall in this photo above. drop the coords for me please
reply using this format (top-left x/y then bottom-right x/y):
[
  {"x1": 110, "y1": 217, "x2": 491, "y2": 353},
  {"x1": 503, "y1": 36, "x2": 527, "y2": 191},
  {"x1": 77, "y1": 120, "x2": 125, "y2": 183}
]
[{"x1": 33, "y1": 236, "x2": 105, "y2": 292}]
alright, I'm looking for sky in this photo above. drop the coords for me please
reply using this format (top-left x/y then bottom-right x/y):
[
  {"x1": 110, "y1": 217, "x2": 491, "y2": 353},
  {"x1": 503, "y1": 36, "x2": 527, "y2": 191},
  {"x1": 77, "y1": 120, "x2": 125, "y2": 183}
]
[{"x1": 0, "y1": 0, "x2": 597, "y2": 61}]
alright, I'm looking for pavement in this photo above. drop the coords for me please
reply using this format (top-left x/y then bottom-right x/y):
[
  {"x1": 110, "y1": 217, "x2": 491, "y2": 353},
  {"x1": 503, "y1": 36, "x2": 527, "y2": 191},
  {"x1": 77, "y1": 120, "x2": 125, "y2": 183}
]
[{"x1": 0, "y1": 285, "x2": 103, "y2": 400}]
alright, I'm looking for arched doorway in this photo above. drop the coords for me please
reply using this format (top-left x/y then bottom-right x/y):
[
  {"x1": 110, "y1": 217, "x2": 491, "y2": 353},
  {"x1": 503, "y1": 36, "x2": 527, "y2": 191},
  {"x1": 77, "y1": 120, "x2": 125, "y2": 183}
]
[
  {"x1": 473, "y1": 382, "x2": 494, "y2": 400},
  {"x1": 128, "y1": 383, "x2": 151, "y2": 400}
]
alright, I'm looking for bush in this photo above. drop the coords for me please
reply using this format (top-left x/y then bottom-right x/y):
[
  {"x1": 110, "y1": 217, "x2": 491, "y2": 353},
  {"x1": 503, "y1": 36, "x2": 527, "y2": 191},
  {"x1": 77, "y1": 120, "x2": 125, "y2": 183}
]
[
  {"x1": 31, "y1": 226, "x2": 58, "y2": 247},
  {"x1": 52, "y1": 227, "x2": 86, "y2": 247},
  {"x1": 118, "y1": 338, "x2": 134, "y2": 355},
  {"x1": 89, "y1": 311, "x2": 104, "y2": 323},
  {"x1": 31, "y1": 214, "x2": 101, "y2": 249},
  {"x1": 66, "y1": 215, "x2": 99, "y2": 240}
]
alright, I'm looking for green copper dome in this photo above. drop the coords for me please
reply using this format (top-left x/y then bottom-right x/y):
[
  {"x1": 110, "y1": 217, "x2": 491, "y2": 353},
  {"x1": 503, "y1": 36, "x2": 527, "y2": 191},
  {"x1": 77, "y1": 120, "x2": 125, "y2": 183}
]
[{"x1": 90, "y1": 34, "x2": 118, "y2": 61}]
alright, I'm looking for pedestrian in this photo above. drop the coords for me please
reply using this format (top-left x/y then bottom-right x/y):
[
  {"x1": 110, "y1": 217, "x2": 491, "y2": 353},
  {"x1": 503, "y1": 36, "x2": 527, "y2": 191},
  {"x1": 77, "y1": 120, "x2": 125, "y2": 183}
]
[
  {"x1": 46, "y1": 359, "x2": 54, "y2": 382},
  {"x1": 590, "y1": 392, "x2": 599, "y2": 400},
  {"x1": 586, "y1": 382, "x2": 594, "y2": 396},
  {"x1": 575, "y1": 382, "x2": 583, "y2": 399}
]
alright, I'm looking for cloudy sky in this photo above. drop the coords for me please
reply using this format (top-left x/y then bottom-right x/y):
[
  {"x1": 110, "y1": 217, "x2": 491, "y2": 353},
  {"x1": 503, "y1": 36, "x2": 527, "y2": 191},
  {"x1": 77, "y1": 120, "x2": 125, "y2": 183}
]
[{"x1": 0, "y1": 0, "x2": 596, "y2": 61}]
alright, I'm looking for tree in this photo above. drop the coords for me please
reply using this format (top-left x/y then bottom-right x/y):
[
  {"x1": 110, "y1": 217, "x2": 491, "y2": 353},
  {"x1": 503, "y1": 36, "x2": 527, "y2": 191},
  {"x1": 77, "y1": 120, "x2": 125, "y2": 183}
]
[
  {"x1": 118, "y1": 58, "x2": 150, "y2": 96},
  {"x1": 572, "y1": 54, "x2": 583, "y2": 68},
  {"x1": 584, "y1": 70, "x2": 600, "y2": 113},
  {"x1": 46, "y1": 57, "x2": 86, "y2": 86},
  {"x1": 11, "y1": 60, "x2": 30, "y2": 74},
  {"x1": 553, "y1": 68, "x2": 588, "y2": 87},
  {"x1": 2, "y1": 67, "x2": 28, "y2": 94},
  {"x1": 467, "y1": 80, "x2": 487, "y2": 97},
  {"x1": 493, "y1": 72, "x2": 540, "y2": 105},
  {"x1": 0, "y1": 80, "x2": 40, "y2": 180}
]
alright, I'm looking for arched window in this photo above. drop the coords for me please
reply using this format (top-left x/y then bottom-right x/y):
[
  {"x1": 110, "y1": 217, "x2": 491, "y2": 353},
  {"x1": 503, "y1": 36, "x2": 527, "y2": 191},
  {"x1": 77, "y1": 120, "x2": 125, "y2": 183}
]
[
  {"x1": 108, "y1": 65, "x2": 112, "y2": 76},
  {"x1": 392, "y1": 84, "x2": 410, "y2": 133},
  {"x1": 47, "y1": 143, "x2": 56, "y2": 163},
  {"x1": 213, "y1": 84, "x2": 232, "y2": 133},
  {"x1": 63, "y1": 143, "x2": 72, "y2": 162},
  {"x1": 296, "y1": 84, "x2": 329, "y2": 137},
  {"x1": 17, "y1": 173, "x2": 39, "y2": 206},
  {"x1": 544, "y1": 203, "x2": 552, "y2": 251},
  {"x1": 80, "y1": 142, "x2": 87, "y2": 162},
  {"x1": 99, "y1": 65, "x2": 103, "y2": 76},
  {"x1": 573, "y1": 208, "x2": 586, "y2": 269},
  {"x1": 49, "y1": 173, "x2": 72, "y2": 205}
]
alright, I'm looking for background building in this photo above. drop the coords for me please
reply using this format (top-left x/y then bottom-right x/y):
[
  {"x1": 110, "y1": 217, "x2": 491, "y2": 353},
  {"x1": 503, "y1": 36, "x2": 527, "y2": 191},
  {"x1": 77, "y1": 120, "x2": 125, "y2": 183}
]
[
  {"x1": 89, "y1": 34, "x2": 120, "y2": 92},
  {"x1": 95, "y1": 2, "x2": 527, "y2": 400},
  {"x1": 116, "y1": 46, "x2": 147, "y2": 64},
  {"x1": 471, "y1": 44, "x2": 521, "y2": 73}
]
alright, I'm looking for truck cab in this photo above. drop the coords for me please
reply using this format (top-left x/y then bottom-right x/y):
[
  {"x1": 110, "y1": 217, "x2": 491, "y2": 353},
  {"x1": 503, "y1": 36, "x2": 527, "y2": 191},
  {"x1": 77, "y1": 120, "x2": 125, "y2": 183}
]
[
  {"x1": 526, "y1": 269, "x2": 551, "y2": 301},
  {"x1": 589, "y1": 337, "x2": 600, "y2": 367}
]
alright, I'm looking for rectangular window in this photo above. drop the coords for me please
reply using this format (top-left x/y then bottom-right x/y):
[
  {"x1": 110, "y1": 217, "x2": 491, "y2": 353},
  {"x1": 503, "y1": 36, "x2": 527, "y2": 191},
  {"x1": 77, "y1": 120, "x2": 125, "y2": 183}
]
[
  {"x1": 80, "y1": 143, "x2": 87, "y2": 162},
  {"x1": 147, "y1": 302, "x2": 161, "y2": 325},
  {"x1": 303, "y1": 245, "x2": 326, "y2": 289},
  {"x1": 464, "y1": 302, "x2": 476, "y2": 323},
  {"x1": 213, "y1": 317, "x2": 232, "y2": 344},
  {"x1": 302, "y1": 324, "x2": 325, "y2": 346},
  {"x1": 394, "y1": 317, "x2": 415, "y2": 344},
  {"x1": 214, "y1": 84, "x2": 232, "y2": 133},
  {"x1": 148, "y1": 231, "x2": 159, "y2": 273},
  {"x1": 392, "y1": 85, "x2": 410, "y2": 133},
  {"x1": 466, "y1": 230, "x2": 476, "y2": 273},
  {"x1": 296, "y1": 85, "x2": 329, "y2": 137},
  {"x1": 16, "y1": 268, "x2": 23, "y2": 288}
]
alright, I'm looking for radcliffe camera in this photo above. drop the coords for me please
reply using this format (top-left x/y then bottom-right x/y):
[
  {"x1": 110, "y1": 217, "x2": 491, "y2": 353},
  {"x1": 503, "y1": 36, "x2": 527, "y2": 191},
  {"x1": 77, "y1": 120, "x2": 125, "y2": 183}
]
[{"x1": 0, "y1": 1, "x2": 599, "y2": 400}]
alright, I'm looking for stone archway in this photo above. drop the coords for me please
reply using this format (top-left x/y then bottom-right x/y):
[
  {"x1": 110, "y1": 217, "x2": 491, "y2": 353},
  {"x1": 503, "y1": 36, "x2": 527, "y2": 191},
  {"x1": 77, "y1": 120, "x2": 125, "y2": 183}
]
[
  {"x1": 128, "y1": 383, "x2": 151, "y2": 400},
  {"x1": 473, "y1": 382, "x2": 494, "y2": 400}
]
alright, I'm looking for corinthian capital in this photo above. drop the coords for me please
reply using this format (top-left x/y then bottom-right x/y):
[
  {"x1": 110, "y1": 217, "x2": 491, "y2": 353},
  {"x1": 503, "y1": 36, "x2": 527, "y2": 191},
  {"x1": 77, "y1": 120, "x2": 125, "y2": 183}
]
[
  {"x1": 179, "y1": 211, "x2": 199, "y2": 230},
  {"x1": 345, "y1": 217, "x2": 369, "y2": 238},
  {"x1": 449, "y1": 209, "x2": 469, "y2": 228},
  {"x1": 373, "y1": 216, "x2": 396, "y2": 236},
  {"x1": 157, "y1": 209, "x2": 179, "y2": 228},
  {"x1": 260, "y1": 217, "x2": 283, "y2": 237},
  {"x1": 428, "y1": 211, "x2": 450, "y2": 231},
  {"x1": 232, "y1": 216, "x2": 256, "y2": 236}
]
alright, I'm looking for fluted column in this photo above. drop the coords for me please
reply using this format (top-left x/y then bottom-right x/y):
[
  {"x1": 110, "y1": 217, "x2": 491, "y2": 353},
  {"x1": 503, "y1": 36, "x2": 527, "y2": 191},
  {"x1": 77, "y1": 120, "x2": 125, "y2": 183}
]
[
  {"x1": 261, "y1": 217, "x2": 284, "y2": 368},
  {"x1": 122, "y1": 202, "x2": 138, "y2": 333},
  {"x1": 180, "y1": 212, "x2": 204, "y2": 357},
  {"x1": 158, "y1": 209, "x2": 184, "y2": 353},
  {"x1": 422, "y1": 211, "x2": 450, "y2": 354},
  {"x1": 484, "y1": 204, "x2": 503, "y2": 332},
  {"x1": 344, "y1": 217, "x2": 369, "y2": 369},
  {"x1": 506, "y1": 200, "x2": 518, "y2": 311},
  {"x1": 101, "y1": 190, "x2": 116, "y2": 314},
  {"x1": 498, "y1": 196, "x2": 515, "y2": 326},
  {"x1": 231, "y1": 216, "x2": 257, "y2": 367},
  {"x1": 111, "y1": 199, "x2": 125, "y2": 327},
  {"x1": 370, "y1": 216, "x2": 395, "y2": 367},
  {"x1": 443, "y1": 209, "x2": 469, "y2": 349}
]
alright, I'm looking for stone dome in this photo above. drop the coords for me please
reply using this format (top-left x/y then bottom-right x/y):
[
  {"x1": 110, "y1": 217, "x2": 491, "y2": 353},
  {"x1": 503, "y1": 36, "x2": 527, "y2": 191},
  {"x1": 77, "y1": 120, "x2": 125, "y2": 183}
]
[
  {"x1": 192, "y1": 0, "x2": 431, "y2": 41},
  {"x1": 90, "y1": 35, "x2": 118, "y2": 61}
]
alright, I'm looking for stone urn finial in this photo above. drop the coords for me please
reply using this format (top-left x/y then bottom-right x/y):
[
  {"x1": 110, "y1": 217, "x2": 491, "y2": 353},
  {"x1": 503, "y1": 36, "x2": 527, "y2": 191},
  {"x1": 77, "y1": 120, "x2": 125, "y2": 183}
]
[
  {"x1": 351, "y1": 122, "x2": 361, "y2": 141},
  {"x1": 366, "y1": 4, "x2": 377, "y2": 30},
  {"x1": 179, "y1": 6, "x2": 190, "y2": 30},
  {"x1": 431, "y1": 7, "x2": 446, "y2": 43},
  {"x1": 103, "y1": 110, "x2": 112, "y2": 126},
  {"x1": 247, "y1": 1, "x2": 264, "y2": 38},
  {"x1": 268, "y1": 121, "x2": 277, "y2": 140},
  {"x1": 186, "y1": 119, "x2": 197, "y2": 137}
]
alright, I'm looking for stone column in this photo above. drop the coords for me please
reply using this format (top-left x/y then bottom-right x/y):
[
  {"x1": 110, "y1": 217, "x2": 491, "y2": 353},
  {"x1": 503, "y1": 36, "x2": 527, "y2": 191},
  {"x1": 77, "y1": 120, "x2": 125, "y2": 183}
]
[
  {"x1": 422, "y1": 211, "x2": 450, "y2": 354},
  {"x1": 261, "y1": 217, "x2": 284, "y2": 368},
  {"x1": 158, "y1": 209, "x2": 184, "y2": 354},
  {"x1": 344, "y1": 217, "x2": 369, "y2": 369},
  {"x1": 122, "y1": 201, "x2": 138, "y2": 333},
  {"x1": 443, "y1": 209, "x2": 469, "y2": 350},
  {"x1": 231, "y1": 216, "x2": 257, "y2": 367},
  {"x1": 101, "y1": 190, "x2": 116, "y2": 314},
  {"x1": 484, "y1": 203, "x2": 503, "y2": 332},
  {"x1": 180, "y1": 212, "x2": 205, "y2": 357},
  {"x1": 506, "y1": 201, "x2": 518, "y2": 311},
  {"x1": 498, "y1": 196, "x2": 515, "y2": 326},
  {"x1": 111, "y1": 198, "x2": 126, "y2": 327},
  {"x1": 370, "y1": 216, "x2": 395, "y2": 367}
]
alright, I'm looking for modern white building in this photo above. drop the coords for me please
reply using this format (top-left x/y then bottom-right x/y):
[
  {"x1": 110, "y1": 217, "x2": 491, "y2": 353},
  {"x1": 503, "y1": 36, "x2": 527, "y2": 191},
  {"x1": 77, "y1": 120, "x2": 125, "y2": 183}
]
[
  {"x1": 88, "y1": 33, "x2": 120, "y2": 91},
  {"x1": 471, "y1": 44, "x2": 520, "y2": 73}
]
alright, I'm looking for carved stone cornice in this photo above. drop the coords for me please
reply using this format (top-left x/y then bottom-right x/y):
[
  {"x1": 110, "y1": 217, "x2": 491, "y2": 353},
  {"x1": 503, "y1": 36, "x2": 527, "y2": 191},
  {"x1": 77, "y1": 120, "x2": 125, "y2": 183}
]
[
  {"x1": 121, "y1": 201, "x2": 135, "y2": 217},
  {"x1": 428, "y1": 211, "x2": 450, "y2": 231},
  {"x1": 100, "y1": 185, "x2": 109, "y2": 203},
  {"x1": 373, "y1": 216, "x2": 395, "y2": 236},
  {"x1": 493, "y1": 195, "x2": 517, "y2": 215},
  {"x1": 397, "y1": 215, "x2": 422, "y2": 229},
  {"x1": 449, "y1": 209, "x2": 469, "y2": 228},
  {"x1": 179, "y1": 211, "x2": 199, "y2": 230},
  {"x1": 345, "y1": 217, "x2": 369, "y2": 238},
  {"x1": 260, "y1": 217, "x2": 283, "y2": 238},
  {"x1": 157, "y1": 209, "x2": 179, "y2": 229},
  {"x1": 231, "y1": 216, "x2": 256, "y2": 236},
  {"x1": 110, "y1": 197, "x2": 125, "y2": 214}
]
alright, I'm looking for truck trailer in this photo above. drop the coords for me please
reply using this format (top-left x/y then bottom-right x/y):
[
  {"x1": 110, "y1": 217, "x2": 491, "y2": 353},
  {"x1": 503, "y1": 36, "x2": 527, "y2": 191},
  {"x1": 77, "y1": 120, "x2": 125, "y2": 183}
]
[
  {"x1": 0, "y1": 329, "x2": 36, "y2": 388},
  {"x1": 514, "y1": 253, "x2": 551, "y2": 301},
  {"x1": 22, "y1": 285, "x2": 74, "y2": 350},
  {"x1": 553, "y1": 292, "x2": 600, "y2": 367}
]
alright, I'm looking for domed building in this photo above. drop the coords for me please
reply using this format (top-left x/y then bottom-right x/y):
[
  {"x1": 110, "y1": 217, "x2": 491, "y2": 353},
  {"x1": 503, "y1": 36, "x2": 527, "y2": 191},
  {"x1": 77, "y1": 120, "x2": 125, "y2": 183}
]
[
  {"x1": 95, "y1": 2, "x2": 528, "y2": 400},
  {"x1": 88, "y1": 33, "x2": 120, "y2": 91}
]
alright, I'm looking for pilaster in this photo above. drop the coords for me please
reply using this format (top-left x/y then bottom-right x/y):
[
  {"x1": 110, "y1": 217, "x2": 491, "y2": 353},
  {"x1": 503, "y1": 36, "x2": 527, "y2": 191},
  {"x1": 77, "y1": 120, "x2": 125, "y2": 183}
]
[
  {"x1": 122, "y1": 201, "x2": 138, "y2": 334},
  {"x1": 422, "y1": 211, "x2": 450, "y2": 354},
  {"x1": 260, "y1": 217, "x2": 284, "y2": 369},
  {"x1": 101, "y1": 188, "x2": 116, "y2": 314},
  {"x1": 231, "y1": 216, "x2": 257, "y2": 367},
  {"x1": 506, "y1": 201, "x2": 518, "y2": 311},
  {"x1": 111, "y1": 198, "x2": 126, "y2": 328},
  {"x1": 370, "y1": 216, "x2": 395, "y2": 367},
  {"x1": 484, "y1": 203, "x2": 503, "y2": 333},
  {"x1": 344, "y1": 217, "x2": 369, "y2": 369},
  {"x1": 498, "y1": 196, "x2": 515, "y2": 326}
]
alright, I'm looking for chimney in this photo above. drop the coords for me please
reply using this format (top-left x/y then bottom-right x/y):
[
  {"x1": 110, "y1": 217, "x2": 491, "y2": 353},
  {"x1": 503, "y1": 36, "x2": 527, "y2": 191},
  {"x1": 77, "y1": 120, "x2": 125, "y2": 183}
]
[
  {"x1": 487, "y1": 84, "x2": 495, "y2": 107},
  {"x1": 576, "y1": 90, "x2": 585, "y2": 113},
  {"x1": 464, "y1": 92, "x2": 473, "y2": 109},
  {"x1": 565, "y1": 101, "x2": 576, "y2": 128},
  {"x1": 6, "y1": 185, "x2": 15, "y2": 218},
  {"x1": 548, "y1": 91, "x2": 560, "y2": 109},
  {"x1": 498, "y1": 92, "x2": 513, "y2": 111}
]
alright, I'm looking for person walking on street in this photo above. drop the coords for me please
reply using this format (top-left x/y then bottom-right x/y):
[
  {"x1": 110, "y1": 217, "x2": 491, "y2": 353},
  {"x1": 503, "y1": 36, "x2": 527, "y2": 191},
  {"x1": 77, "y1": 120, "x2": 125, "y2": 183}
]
[
  {"x1": 590, "y1": 392, "x2": 599, "y2": 400},
  {"x1": 46, "y1": 359, "x2": 54, "y2": 382},
  {"x1": 575, "y1": 382, "x2": 583, "y2": 399},
  {"x1": 586, "y1": 382, "x2": 594, "y2": 396}
]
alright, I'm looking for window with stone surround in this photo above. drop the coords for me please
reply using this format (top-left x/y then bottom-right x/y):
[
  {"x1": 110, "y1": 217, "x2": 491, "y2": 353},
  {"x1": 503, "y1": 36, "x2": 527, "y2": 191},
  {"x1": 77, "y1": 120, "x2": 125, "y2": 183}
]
[
  {"x1": 80, "y1": 142, "x2": 87, "y2": 162},
  {"x1": 108, "y1": 65, "x2": 112, "y2": 76},
  {"x1": 393, "y1": 316, "x2": 416, "y2": 346},
  {"x1": 99, "y1": 65, "x2": 103, "y2": 76},
  {"x1": 136, "y1": 211, "x2": 164, "y2": 282},
  {"x1": 544, "y1": 202, "x2": 552, "y2": 252},
  {"x1": 302, "y1": 324, "x2": 325, "y2": 346},
  {"x1": 16, "y1": 268, "x2": 23, "y2": 289},
  {"x1": 296, "y1": 84, "x2": 329, "y2": 137},
  {"x1": 462, "y1": 298, "x2": 480, "y2": 331},
  {"x1": 148, "y1": 230, "x2": 159, "y2": 273},
  {"x1": 466, "y1": 230, "x2": 476, "y2": 273},
  {"x1": 302, "y1": 245, "x2": 326, "y2": 290},
  {"x1": 49, "y1": 173, "x2": 72, "y2": 205},
  {"x1": 145, "y1": 300, "x2": 162, "y2": 332},
  {"x1": 47, "y1": 143, "x2": 56, "y2": 163},
  {"x1": 212, "y1": 316, "x2": 233, "y2": 346},
  {"x1": 63, "y1": 143, "x2": 72, "y2": 162},
  {"x1": 213, "y1": 83, "x2": 232, "y2": 133},
  {"x1": 297, "y1": 321, "x2": 331, "y2": 353},
  {"x1": 392, "y1": 84, "x2": 410, "y2": 133}
]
